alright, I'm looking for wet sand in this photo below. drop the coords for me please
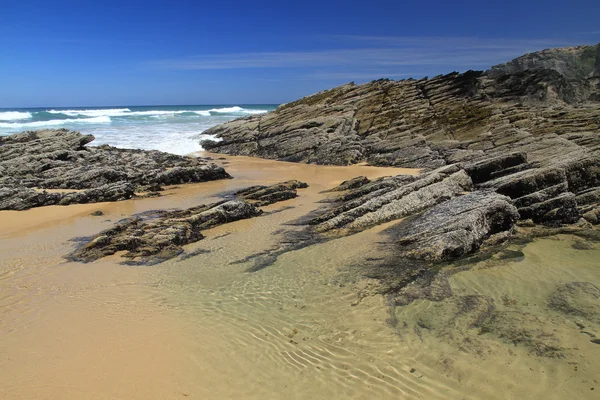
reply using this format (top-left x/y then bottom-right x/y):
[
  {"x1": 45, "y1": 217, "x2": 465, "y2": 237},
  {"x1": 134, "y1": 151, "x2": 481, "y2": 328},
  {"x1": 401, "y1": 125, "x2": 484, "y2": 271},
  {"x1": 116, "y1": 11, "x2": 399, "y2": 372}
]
[{"x1": 1, "y1": 154, "x2": 599, "y2": 399}]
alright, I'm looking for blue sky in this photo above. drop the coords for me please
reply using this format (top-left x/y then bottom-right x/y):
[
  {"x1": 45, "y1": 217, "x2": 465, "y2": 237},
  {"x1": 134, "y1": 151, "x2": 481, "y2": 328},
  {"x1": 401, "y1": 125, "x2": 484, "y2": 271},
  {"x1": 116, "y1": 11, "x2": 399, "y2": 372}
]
[{"x1": 1, "y1": 0, "x2": 598, "y2": 107}]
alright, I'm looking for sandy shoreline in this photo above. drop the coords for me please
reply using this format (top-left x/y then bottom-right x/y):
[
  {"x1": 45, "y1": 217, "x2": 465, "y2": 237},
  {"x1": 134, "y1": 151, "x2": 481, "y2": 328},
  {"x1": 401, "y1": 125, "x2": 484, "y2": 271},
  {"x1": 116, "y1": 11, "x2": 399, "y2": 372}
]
[{"x1": 1, "y1": 153, "x2": 599, "y2": 399}]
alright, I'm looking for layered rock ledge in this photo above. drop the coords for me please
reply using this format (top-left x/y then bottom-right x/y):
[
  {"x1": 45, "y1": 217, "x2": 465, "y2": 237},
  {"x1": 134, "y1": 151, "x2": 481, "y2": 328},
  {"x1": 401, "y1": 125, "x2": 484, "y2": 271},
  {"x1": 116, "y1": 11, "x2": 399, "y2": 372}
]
[
  {"x1": 202, "y1": 44, "x2": 600, "y2": 230},
  {"x1": 200, "y1": 44, "x2": 600, "y2": 273},
  {"x1": 202, "y1": 44, "x2": 599, "y2": 170},
  {"x1": 68, "y1": 181, "x2": 308, "y2": 264},
  {"x1": 0, "y1": 129, "x2": 231, "y2": 210}
]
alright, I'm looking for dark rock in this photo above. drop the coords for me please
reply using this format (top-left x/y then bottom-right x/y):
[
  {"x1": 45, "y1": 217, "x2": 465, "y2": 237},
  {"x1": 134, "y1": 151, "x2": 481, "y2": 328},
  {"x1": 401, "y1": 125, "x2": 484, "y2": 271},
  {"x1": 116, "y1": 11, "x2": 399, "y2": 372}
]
[
  {"x1": 68, "y1": 200, "x2": 261, "y2": 264},
  {"x1": 234, "y1": 180, "x2": 308, "y2": 206},
  {"x1": 202, "y1": 45, "x2": 599, "y2": 170},
  {"x1": 391, "y1": 192, "x2": 519, "y2": 261},
  {"x1": 0, "y1": 182, "x2": 135, "y2": 210},
  {"x1": 90, "y1": 210, "x2": 104, "y2": 216},
  {"x1": 59, "y1": 182, "x2": 136, "y2": 205},
  {"x1": 327, "y1": 176, "x2": 371, "y2": 192},
  {"x1": 464, "y1": 152, "x2": 528, "y2": 184},
  {"x1": 0, "y1": 187, "x2": 62, "y2": 210},
  {"x1": 67, "y1": 181, "x2": 309, "y2": 264},
  {"x1": 0, "y1": 129, "x2": 231, "y2": 210},
  {"x1": 200, "y1": 45, "x2": 600, "y2": 229}
]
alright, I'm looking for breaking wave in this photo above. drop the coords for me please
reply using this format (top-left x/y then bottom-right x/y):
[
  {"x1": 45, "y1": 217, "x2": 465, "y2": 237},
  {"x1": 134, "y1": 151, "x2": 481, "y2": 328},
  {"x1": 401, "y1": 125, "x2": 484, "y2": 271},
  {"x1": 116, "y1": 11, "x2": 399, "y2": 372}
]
[
  {"x1": 0, "y1": 111, "x2": 33, "y2": 121},
  {"x1": 0, "y1": 104, "x2": 277, "y2": 155},
  {"x1": 0, "y1": 116, "x2": 111, "y2": 129}
]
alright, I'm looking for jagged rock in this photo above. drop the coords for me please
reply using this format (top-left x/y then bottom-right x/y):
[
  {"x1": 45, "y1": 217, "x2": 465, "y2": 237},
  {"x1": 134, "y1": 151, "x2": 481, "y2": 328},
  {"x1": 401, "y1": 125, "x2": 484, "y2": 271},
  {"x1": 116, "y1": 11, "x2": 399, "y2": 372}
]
[
  {"x1": 202, "y1": 44, "x2": 599, "y2": 170},
  {"x1": 390, "y1": 192, "x2": 519, "y2": 261},
  {"x1": 0, "y1": 183, "x2": 135, "y2": 211},
  {"x1": 582, "y1": 208, "x2": 600, "y2": 224},
  {"x1": 58, "y1": 182, "x2": 135, "y2": 205},
  {"x1": 68, "y1": 181, "x2": 309, "y2": 264},
  {"x1": 0, "y1": 129, "x2": 231, "y2": 210},
  {"x1": 201, "y1": 45, "x2": 600, "y2": 227},
  {"x1": 234, "y1": 180, "x2": 308, "y2": 206},
  {"x1": 489, "y1": 44, "x2": 599, "y2": 87},
  {"x1": 327, "y1": 176, "x2": 371, "y2": 192},
  {"x1": 0, "y1": 187, "x2": 62, "y2": 211},
  {"x1": 463, "y1": 152, "x2": 528, "y2": 184},
  {"x1": 310, "y1": 166, "x2": 473, "y2": 234},
  {"x1": 68, "y1": 200, "x2": 262, "y2": 264}
]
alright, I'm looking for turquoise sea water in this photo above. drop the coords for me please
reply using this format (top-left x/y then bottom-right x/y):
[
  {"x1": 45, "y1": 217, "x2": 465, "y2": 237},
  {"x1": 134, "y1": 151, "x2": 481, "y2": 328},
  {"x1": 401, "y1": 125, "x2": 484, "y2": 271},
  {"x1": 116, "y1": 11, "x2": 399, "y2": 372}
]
[{"x1": 0, "y1": 105, "x2": 277, "y2": 155}]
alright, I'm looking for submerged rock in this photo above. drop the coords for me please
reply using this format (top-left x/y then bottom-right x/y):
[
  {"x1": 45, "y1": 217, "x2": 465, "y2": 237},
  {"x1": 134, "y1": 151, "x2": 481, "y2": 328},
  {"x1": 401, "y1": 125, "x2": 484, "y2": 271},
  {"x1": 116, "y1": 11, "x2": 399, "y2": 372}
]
[
  {"x1": 548, "y1": 282, "x2": 600, "y2": 323},
  {"x1": 0, "y1": 129, "x2": 231, "y2": 210}
]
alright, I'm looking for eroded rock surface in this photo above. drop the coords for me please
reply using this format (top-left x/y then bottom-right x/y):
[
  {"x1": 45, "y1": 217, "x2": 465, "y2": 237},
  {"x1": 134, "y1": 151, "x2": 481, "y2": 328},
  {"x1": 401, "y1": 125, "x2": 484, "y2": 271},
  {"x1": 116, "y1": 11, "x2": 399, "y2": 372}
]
[
  {"x1": 234, "y1": 180, "x2": 308, "y2": 206},
  {"x1": 0, "y1": 129, "x2": 231, "y2": 210},
  {"x1": 68, "y1": 181, "x2": 308, "y2": 264},
  {"x1": 391, "y1": 192, "x2": 519, "y2": 261},
  {"x1": 202, "y1": 44, "x2": 599, "y2": 169},
  {"x1": 68, "y1": 200, "x2": 261, "y2": 265},
  {"x1": 202, "y1": 44, "x2": 600, "y2": 229}
]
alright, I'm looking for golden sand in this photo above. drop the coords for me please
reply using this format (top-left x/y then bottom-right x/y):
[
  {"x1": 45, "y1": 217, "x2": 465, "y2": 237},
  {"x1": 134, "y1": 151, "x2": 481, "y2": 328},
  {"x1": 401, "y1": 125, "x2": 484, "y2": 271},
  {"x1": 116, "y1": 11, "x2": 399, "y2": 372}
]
[{"x1": 1, "y1": 153, "x2": 598, "y2": 399}]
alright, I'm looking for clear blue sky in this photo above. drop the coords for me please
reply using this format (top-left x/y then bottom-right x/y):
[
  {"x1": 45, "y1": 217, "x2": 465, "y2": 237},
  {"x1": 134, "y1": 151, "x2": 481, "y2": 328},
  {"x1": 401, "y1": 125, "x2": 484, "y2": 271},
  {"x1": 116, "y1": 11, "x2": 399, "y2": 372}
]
[{"x1": 1, "y1": 0, "x2": 598, "y2": 107}]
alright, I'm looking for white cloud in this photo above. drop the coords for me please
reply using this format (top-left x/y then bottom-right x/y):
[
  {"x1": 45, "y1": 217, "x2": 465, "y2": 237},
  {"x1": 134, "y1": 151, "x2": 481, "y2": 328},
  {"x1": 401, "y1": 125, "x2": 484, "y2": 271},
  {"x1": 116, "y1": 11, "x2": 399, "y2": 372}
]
[{"x1": 147, "y1": 36, "x2": 581, "y2": 74}]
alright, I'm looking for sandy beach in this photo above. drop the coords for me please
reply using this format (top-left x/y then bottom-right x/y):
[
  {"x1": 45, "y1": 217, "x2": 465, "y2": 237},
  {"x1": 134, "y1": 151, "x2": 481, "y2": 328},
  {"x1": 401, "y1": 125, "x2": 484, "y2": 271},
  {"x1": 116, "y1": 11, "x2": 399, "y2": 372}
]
[{"x1": 1, "y1": 153, "x2": 599, "y2": 399}]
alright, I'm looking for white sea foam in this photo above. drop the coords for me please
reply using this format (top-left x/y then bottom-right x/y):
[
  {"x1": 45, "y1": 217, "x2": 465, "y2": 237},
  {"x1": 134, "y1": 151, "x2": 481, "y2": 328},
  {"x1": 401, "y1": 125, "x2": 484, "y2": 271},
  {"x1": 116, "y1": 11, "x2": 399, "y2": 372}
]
[
  {"x1": 207, "y1": 106, "x2": 267, "y2": 114},
  {"x1": 43, "y1": 107, "x2": 268, "y2": 119},
  {"x1": 0, "y1": 111, "x2": 32, "y2": 121},
  {"x1": 0, "y1": 105, "x2": 274, "y2": 155},
  {"x1": 209, "y1": 106, "x2": 244, "y2": 113},
  {"x1": 242, "y1": 109, "x2": 269, "y2": 114},
  {"x1": 126, "y1": 110, "x2": 189, "y2": 116},
  {"x1": 47, "y1": 108, "x2": 131, "y2": 117},
  {"x1": 195, "y1": 132, "x2": 222, "y2": 143},
  {"x1": 0, "y1": 116, "x2": 111, "y2": 129}
]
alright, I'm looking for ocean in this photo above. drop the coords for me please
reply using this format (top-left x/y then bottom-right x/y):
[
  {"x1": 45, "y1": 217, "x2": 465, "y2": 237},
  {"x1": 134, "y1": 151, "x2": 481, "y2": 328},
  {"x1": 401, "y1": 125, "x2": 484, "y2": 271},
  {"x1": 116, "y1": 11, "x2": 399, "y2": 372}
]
[{"x1": 0, "y1": 105, "x2": 277, "y2": 155}]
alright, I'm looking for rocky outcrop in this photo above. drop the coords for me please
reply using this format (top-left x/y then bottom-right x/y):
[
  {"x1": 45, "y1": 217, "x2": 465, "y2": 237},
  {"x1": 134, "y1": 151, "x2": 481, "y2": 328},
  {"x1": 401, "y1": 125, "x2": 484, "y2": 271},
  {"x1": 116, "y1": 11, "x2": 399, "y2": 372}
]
[
  {"x1": 202, "y1": 44, "x2": 600, "y2": 228},
  {"x1": 234, "y1": 180, "x2": 308, "y2": 206},
  {"x1": 489, "y1": 44, "x2": 599, "y2": 81},
  {"x1": 202, "y1": 45, "x2": 600, "y2": 169},
  {"x1": 390, "y1": 191, "x2": 519, "y2": 261},
  {"x1": 0, "y1": 182, "x2": 135, "y2": 211},
  {"x1": 308, "y1": 165, "x2": 473, "y2": 235},
  {"x1": 0, "y1": 129, "x2": 231, "y2": 210},
  {"x1": 69, "y1": 200, "x2": 261, "y2": 264},
  {"x1": 68, "y1": 181, "x2": 308, "y2": 264}
]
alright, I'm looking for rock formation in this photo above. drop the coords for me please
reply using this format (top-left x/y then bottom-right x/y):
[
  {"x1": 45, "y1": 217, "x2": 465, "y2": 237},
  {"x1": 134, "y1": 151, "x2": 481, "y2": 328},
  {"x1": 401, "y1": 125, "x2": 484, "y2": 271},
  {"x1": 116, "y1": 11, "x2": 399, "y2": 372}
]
[
  {"x1": 234, "y1": 180, "x2": 309, "y2": 206},
  {"x1": 68, "y1": 181, "x2": 308, "y2": 264},
  {"x1": 202, "y1": 44, "x2": 600, "y2": 230},
  {"x1": 0, "y1": 129, "x2": 231, "y2": 210}
]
